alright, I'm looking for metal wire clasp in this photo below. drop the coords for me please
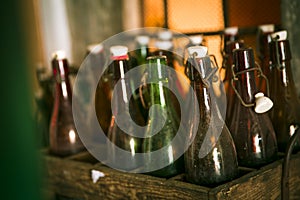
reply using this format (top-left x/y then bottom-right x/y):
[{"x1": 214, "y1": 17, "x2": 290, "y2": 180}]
[
  {"x1": 230, "y1": 62, "x2": 270, "y2": 108},
  {"x1": 191, "y1": 53, "x2": 219, "y2": 88}
]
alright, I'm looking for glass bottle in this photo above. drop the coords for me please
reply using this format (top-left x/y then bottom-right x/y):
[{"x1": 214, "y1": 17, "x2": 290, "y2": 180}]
[
  {"x1": 183, "y1": 35, "x2": 204, "y2": 65},
  {"x1": 221, "y1": 27, "x2": 239, "y2": 57},
  {"x1": 87, "y1": 44, "x2": 114, "y2": 136},
  {"x1": 229, "y1": 48, "x2": 277, "y2": 167},
  {"x1": 153, "y1": 40, "x2": 174, "y2": 68},
  {"x1": 142, "y1": 55, "x2": 184, "y2": 178},
  {"x1": 184, "y1": 46, "x2": 239, "y2": 186},
  {"x1": 268, "y1": 35, "x2": 300, "y2": 152},
  {"x1": 107, "y1": 46, "x2": 144, "y2": 170},
  {"x1": 256, "y1": 24, "x2": 275, "y2": 92},
  {"x1": 133, "y1": 35, "x2": 150, "y2": 66},
  {"x1": 153, "y1": 40, "x2": 183, "y2": 117},
  {"x1": 222, "y1": 40, "x2": 245, "y2": 125},
  {"x1": 49, "y1": 50, "x2": 85, "y2": 156}
]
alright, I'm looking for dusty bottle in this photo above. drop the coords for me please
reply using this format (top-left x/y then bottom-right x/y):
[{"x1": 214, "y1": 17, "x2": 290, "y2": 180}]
[
  {"x1": 268, "y1": 32, "x2": 300, "y2": 152},
  {"x1": 142, "y1": 55, "x2": 184, "y2": 178},
  {"x1": 229, "y1": 48, "x2": 277, "y2": 167},
  {"x1": 49, "y1": 50, "x2": 85, "y2": 156},
  {"x1": 184, "y1": 46, "x2": 239, "y2": 186},
  {"x1": 107, "y1": 46, "x2": 144, "y2": 170}
]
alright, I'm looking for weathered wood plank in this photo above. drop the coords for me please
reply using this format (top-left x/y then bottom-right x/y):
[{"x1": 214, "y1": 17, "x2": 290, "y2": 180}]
[
  {"x1": 44, "y1": 153, "x2": 209, "y2": 199},
  {"x1": 44, "y1": 151, "x2": 300, "y2": 199}
]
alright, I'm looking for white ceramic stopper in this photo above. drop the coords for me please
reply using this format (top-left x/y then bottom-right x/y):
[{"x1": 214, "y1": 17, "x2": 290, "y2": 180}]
[
  {"x1": 270, "y1": 30, "x2": 288, "y2": 41},
  {"x1": 155, "y1": 41, "x2": 173, "y2": 50},
  {"x1": 158, "y1": 30, "x2": 172, "y2": 40},
  {"x1": 87, "y1": 43, "x2": 104, "y2": 54},
  {"x1": 136, "y1": 35, "x2": 150, "y2": 45},
  {"x1": 110, "y1": 45, "x2": 128, "y2": 56},
  {"x1": 224, "y1": 26, "x2": 238, "y2": 35},
  {"x1": 187, "y1": 46, "x2": 208, "y2": 58},
  {"x1": 189, "y1": 35, "x2": 203, "y2": 45},
  {"x1": 52, "y1": 50, "x2": 66, "y2": 60},
  {"x1": 254, "y1": 92, "x2": 273, "y2": 113},
  {"x1": 259, "y1": 24, "x2": 275, "y2": 33}
]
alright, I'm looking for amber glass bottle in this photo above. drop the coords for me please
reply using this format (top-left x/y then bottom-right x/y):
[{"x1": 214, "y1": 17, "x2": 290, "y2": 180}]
[
  {"x1": 222, "y1": 41, "x2": 245, "y2": 125},
  {"x1": 49, "y1": 50, "x2": 85, "y2": 156},
  {"x1": 269, "y1": 37, "x2": 300, "y2": 152},
  {"x1": 229, "y1": 48, "x2": 277, "y2": 167},
  {"x1": 256, "y1": 24, "x2": 275, "y2": 92},
  {"x1": 184, "y1": 46, "x2": 239, "y2": 186}
]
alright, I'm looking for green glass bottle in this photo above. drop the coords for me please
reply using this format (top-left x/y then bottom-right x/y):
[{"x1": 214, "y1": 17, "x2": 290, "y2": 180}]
[
  {"x1": 184, "y1": 46, "x2": 239, "y2": 186},
  {"x1": 142, "y1": 55, "x2": 184, "y2": 178},
  {"x1": 133, "y1": 35, "x2": 150, "y2": 66}
]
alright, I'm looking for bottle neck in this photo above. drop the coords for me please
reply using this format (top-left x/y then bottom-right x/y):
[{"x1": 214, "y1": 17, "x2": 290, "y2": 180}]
[
  {"x1": 269, "y1": 40, "x2": 296, "y2": 88},
  {"x1": 233, "y1": 48, "x2": 258, "y2": 104},
  {"x1": 223, "y1": 41, "x2": 244, "y2": 81},
  {"x1": 110, "y1": 57, "x2": 132, "y2": 113},
  {"x1": 52, "y1": 58, "x2": 72, "y2": 101},
  {"x1": 138, "y1": 45, "x2": 149, "y2": 59},
  {"x1": 147, "y1": 56, "x2": 172, "y2": 106},
  {"x1": 235, "y1": 70, "x2": 258, "y2": 104},
  {"x1": 110, "y1": 58, "x2": 129, "y2": 82}
]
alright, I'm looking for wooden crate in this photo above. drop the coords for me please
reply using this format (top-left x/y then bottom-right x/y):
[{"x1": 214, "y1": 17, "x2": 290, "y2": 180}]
[{"x1": 43, "y1": 150, "x2": 300, "y2": 200}]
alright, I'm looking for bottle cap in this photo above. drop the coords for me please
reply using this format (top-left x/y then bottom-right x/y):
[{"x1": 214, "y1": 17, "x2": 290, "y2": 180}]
[
  {"x1": 110, "y1": 45, "x2": 128, "y2": 56},
  {"x1": 155, "y1": 40, "x2": 173, "y2": 50},
  {"x1": 158, "y1": 30, "x2": 172, "y2": 40},
  {"x1": 52, "y1": 50, "x2": 66, "y2": 60},
  {"x1": 189, "y1": 35, "x2": 203, "y2": 45},
  {"x1": 224, "y1": 26, "x2": 238, "y2": 35},
  {"x1": 187, "y1": 46, "x2": 208, "y2": 58},
  {"x1": 136, "y1": 35, "x2": 150, "y2": 45},
  {"x1": 259, "y1": 24, "x2": 275, "y2": 33},
  {"x1": 254, "y1": 92, "x2": 273, "y2": 113},
  {"x1": 270, "y1": 30, "x2": 288, "y2": 41},
  {"x1": 87, "y1": 43, "x2": 104, "y2": 54}
]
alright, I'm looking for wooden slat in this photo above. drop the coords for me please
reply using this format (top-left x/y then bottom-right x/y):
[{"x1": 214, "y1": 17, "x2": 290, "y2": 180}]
[{"x1": 44, "y1": 151, "x2": 300, "y2": 199}]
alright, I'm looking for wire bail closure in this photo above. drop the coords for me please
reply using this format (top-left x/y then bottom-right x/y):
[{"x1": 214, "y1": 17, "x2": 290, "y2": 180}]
[
  {"x1": 230, "y1": 63, "x2": 273, "y2": 113},
  {"x1": 191, "y1": 53, "x2": 219, "y2": 88}
]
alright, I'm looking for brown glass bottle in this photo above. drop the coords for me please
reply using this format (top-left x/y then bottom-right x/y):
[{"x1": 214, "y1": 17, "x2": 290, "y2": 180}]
[
  {"x1": 88, "y1": 44, "x2": 114, "y2": 136},
  {"x1": 222, "y1": 27, "x2": 239, "y2": 57},
  {"x1": 107, "y1": 46, "x2": 144, "y2": 170},
  {"x1": 49, "y1": 50, "x2": 85, "y2": 156},
  {"x1": 229, "y1": 48, "x2": 277, "y2": 168},
  {"x1": 269, "y1": 39, "x2": 300, "y2": 152},
  {"x1": 222, "y1": 41, "x2": 245, "y2": 125},
  {"x1": 184, "y1": 46, "x2": 239, "y2": 186},
  {"x1": 256, "y1": 24, "x2": 275, "y2": 92}
]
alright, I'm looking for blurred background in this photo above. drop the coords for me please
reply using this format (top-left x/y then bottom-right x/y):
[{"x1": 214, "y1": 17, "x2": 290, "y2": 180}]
[{"x1": 2, "y1": 0, "x2": 300, "y2": 199}]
